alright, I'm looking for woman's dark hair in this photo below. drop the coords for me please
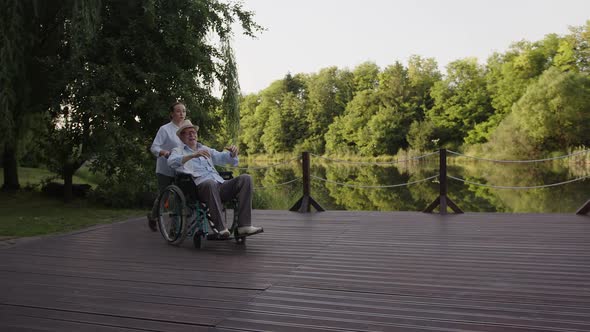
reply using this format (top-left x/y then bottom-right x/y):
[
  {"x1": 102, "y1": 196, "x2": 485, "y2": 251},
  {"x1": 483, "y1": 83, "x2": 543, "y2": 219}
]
[
  {"x1": 169, "y1": 101, "x2": 185, "y2": 113},
  {"x1": 169, "y1": 101, "x2": 186, "y2": 119}
]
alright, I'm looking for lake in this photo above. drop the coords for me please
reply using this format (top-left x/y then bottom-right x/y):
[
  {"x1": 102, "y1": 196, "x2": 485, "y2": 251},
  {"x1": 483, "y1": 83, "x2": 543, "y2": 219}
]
[{"x1": 224, "y1": 153, "x2": 589, "y2": 213}]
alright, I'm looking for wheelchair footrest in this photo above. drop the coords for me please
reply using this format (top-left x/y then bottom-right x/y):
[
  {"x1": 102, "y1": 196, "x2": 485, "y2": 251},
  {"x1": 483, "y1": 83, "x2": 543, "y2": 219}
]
[
  {"x1": 232, "y1": 227, "x2": 264, "y2": 239},
  {"x1": 206, "y1": 233, "x2": 232, "y2": 241}
]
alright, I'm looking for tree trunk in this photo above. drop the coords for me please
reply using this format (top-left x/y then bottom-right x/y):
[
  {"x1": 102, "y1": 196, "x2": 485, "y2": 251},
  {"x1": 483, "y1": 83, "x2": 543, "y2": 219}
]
[
  {"x1": 1, "y1": 143, "x2": 20, "y2": 191},
  {"x1": 63, "y1": 166, "x2": 74, "y2": 202}
]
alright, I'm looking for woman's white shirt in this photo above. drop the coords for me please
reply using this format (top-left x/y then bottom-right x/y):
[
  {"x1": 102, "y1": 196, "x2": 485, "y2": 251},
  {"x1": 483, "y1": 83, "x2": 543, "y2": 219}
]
[{"x1": 150, "y1": 121, "x2": 183, "y2": 176}]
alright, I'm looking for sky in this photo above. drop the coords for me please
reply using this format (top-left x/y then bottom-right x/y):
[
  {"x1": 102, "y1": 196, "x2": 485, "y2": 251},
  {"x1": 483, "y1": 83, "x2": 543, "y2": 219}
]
[{"x1": 232, "y1": 0, "x2": 590, "y2": 94}]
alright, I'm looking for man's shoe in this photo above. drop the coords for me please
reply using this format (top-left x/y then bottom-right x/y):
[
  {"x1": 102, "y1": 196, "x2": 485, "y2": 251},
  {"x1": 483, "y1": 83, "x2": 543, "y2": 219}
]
[
  {"x1": 237, "y1": 225, "x2": 263, "y2": 236},
  {"x1": 147, "y1": 214, "x2": 157, "y2": 232}
]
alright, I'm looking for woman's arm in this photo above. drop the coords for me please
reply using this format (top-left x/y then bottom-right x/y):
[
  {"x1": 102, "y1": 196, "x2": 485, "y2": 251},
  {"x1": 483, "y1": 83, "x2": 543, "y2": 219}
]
[{"x1": 150, "y1": 127, "x2": 168, "y2": 157}]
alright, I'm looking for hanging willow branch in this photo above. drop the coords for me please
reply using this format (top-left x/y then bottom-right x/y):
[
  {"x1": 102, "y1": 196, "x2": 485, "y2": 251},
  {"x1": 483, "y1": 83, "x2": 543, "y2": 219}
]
[
  {"x1": 0, "y1": 1, "x2": 26, "y2": 143},
  {"x1": 68, "y1": 0, "x2": 102, "y2": 64},
  {"x1": 220, "y1": 36, "x2": 241, "y2": 144}
]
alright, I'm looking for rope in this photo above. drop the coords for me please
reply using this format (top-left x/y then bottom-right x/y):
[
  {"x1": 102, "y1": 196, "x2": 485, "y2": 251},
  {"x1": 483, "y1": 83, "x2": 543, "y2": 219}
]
[
  {"x1": 448, "y1": 175, "x2": 590, "y2": 189},
  {"x1": 220, "y1": 157, "x2": 300, "y2": 170},
  {"x1": 254, "y1": 178, "x2": 301, "y2": 190},
  {"x1": 310, "y1": 174, "x2": 439, "y2": 188},
  {"x1": 310, "y1": 151, "x2": 439, "y2": 165},
  {"x1": 447, "y1": 149, "x2": 590, "y2": 163}
]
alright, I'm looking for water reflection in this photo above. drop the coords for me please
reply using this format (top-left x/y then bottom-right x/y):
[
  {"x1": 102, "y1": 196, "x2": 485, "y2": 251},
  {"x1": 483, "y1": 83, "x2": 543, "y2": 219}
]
[{"x1": 223, "y1": 158, "x2": 589, "y2": 213}]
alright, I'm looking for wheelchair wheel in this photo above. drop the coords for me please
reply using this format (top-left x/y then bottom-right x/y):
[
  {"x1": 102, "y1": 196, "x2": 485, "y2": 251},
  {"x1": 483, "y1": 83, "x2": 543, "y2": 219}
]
[{"x1": 157, "y1": 185, "x2": 188, "y2": 246}]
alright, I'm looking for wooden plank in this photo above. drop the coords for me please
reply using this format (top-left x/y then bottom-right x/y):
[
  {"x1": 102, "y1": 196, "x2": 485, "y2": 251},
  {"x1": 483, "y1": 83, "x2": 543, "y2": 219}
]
[
  {"x1": 231, "y1": 287, "x2": 590, "y2": 331},
  {"x1": 1, "y1": 210, "x2": 589, "y2": 331},
  {"x1": 0, "y1": 304, "x2": 207, "y2": 332},
  {"x1": 218, "y1": 311, "x2": 571, "y2": 332}
]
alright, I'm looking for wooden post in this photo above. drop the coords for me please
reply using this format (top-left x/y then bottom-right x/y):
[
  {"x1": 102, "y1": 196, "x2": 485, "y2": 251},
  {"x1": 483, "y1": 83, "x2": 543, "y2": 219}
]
[
  {"x1": 576, "y1": 199, "x2": 590, "y2": 215},
  {"x1": 290, "y1": 152, "x2": 325, "y2": 213},
  {"x1": 423, "y1": 148, "x2": 463, "y2": 214}
]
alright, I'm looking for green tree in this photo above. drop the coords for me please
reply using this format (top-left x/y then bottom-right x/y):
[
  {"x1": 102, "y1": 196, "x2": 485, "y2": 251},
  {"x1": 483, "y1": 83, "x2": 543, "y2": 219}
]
[
  {"x1": 403, "y1": 56, "x2": 441, "y2": 152},
  {"x1": 40, "y1": 0, "x2": 260, "y2": 201},
  {"x1": 407, "y1": 55, "x2": 441, "y2": 119},
  {"x1": 554, "y1": 21, "x2": 590, "y2": 73},
  {"x1": 326, "y1": 58, "x2": 440, "y2": 156},
  {"x1": 479, "y1": 35, "x2": 561, "y2": 143},
  {"x1": 238, "y1": 93, "x2": 263, "y2": 153},
  {"x1": 0, "y1": 0, "x2": 98, "y2": 191},
  {"x1": 427, "y1": 57, "x2": 493, "y2": 148},
  {"x1": 479, "y1": 67, "x2": 590, "y2": 160},
  {"x1": 512, "y1": 67, "x2": 590, "y2": 151},
  {"x1": 324, "y1": 62, "x2": 381, "y2": 154},
  {"x1": 276, "y1": 74, "x2": 309, "y2": 152},
  {"x1": 262, "y1": 91, "x2": 307, "y2": 153},
  {"x1": 407, "y1": 120, "x2": 439, "y2": 152},
  {"x1": 363, "y1": 106, "x2": 409, "y2": 155},
  {"x1": 241, "y1": 74, "x2": 307, "y2": 154},
  {"x1": 352, "y1": 61, "x2": 380, "y2": 93},
  {"x1": 353, "y1": 62, "x2": 408, "y2": 155},
  {"x1": 241, "y1": 81, "x2": 281, "y2": 154},
  {"x1": 220, "y1": 37, "x2": 241, "y2": 144},
  {"x1": 361, "y1": 61, "x2": 433, "y2": 155},
  {"x1": 325, "y1": 90, "x2": 380, "y2": 154},
  {"x1": 469, "y1": 112, "x2": 537, "y2": 161},
  {"x1": 302, "y1": 67, "x2": 354, "y2": 153}
]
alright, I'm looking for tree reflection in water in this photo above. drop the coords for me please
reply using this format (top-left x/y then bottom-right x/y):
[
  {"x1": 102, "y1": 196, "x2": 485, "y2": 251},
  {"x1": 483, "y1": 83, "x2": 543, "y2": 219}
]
[{"x1": 225, "y1": 158, "x2": 589, "y2": 213}]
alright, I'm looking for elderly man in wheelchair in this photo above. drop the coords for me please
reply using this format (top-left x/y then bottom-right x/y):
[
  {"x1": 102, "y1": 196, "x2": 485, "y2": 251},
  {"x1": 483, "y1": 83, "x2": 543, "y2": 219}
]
[{"x1": 157, "y1": 119, "x2": 263, "y2": 248}]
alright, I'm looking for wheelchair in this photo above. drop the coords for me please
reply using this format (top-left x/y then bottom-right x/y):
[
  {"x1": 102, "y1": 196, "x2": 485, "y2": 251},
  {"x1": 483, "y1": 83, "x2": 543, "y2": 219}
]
[{"x1": 156, "y1": 171, "x2": 248, "y2": 249}]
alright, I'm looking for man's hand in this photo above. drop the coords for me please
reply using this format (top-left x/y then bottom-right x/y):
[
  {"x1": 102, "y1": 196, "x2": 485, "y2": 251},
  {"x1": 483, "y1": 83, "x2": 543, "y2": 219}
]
[
  {"x1": 225, "y1": 145, "x2": 239, "y2": 158},
  {"x1": 192, "y1": 149, "x2": 211, "y2": 159},
  {"x1": 159, "y1": 150, "x2": 171, "y2": 158}
]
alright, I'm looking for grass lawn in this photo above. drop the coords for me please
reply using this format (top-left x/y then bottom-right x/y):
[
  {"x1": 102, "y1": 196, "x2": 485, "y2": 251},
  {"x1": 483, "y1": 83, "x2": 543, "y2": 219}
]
[
  {"x1": 0, "y1": 191, "x2": 143, "y2": 238},
  {"x1": 1, "y1": 167, "x2": 144, "y2": 238},
  {"x1": 5, "y1": 166, "x2": 96, "y2": 189}
]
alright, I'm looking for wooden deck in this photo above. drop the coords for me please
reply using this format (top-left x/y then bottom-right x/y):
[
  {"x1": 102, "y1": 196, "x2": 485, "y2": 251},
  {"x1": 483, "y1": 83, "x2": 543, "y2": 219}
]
[{"x1": 1, "y1": 210, "x2": 589, "y2": 331}]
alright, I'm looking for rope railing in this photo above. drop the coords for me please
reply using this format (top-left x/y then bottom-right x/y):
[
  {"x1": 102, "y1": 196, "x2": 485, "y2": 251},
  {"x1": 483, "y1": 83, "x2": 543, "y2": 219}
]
[
  {"x1": 231, "y1": 149, "x2": 588, "y2": 215},
  {"x1": 310, "y1": 151, "x2": 439, "y2": 165},
  {"x1": 447, "y1": 149, "x2": 590, "y2": 163},
  {"x1": 311, "y1": 174, "x2": 439, "y2": 188},
  {"x1": 448, "y1": 175, "x2": 590, "y2": 190},
  {"x1": 431, "y1": 148, "x2": 588, "y2": 215}
]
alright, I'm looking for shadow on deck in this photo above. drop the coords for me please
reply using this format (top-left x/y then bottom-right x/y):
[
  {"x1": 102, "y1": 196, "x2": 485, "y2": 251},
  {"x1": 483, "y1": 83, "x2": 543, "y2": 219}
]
[{"x1": 1, "y1": 210, "x2": 589, "y2": 331}]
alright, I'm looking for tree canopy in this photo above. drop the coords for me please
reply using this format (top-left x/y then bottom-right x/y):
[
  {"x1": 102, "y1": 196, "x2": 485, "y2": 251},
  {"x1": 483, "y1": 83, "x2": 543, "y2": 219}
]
[
  {"x1": 238, "y1": 21, "x2": 590, "y2": 159},
  {"x1": 1, "y1": 0, "x2": 261, "y2": 201},
  {"x1": 2, "y1": 5, "x2": 589, "y2": 206}
]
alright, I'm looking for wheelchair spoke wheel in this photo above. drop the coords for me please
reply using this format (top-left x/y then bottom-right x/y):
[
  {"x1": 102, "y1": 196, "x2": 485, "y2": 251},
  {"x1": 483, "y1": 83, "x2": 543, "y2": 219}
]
[{"x1": 157, "y1": 185, "x2": 188, "y2": 245}]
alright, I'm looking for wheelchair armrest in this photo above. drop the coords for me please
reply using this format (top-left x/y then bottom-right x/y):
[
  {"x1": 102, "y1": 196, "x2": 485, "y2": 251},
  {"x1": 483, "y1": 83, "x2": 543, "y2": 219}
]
[
  {"x1": 175, "y1": 173, "x2": 193, "y2": 181},
  {"x1": 174, "y1": 173, "x2": 198, "y2": 203}
]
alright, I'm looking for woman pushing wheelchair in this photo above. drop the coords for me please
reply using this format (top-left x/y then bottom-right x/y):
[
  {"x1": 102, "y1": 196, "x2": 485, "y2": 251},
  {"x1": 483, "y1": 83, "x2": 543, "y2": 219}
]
[{"x1": 167, "y1": 120, "x2": 263, "y2": 239}]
